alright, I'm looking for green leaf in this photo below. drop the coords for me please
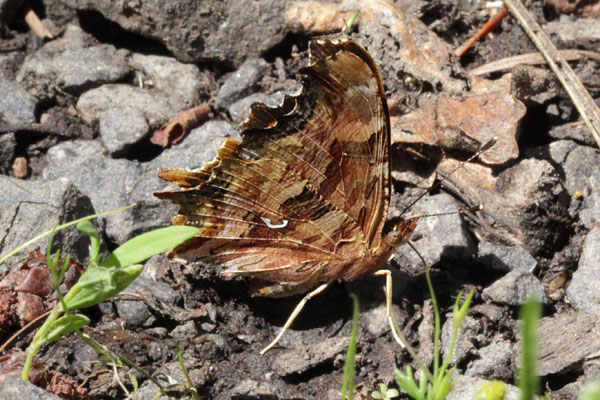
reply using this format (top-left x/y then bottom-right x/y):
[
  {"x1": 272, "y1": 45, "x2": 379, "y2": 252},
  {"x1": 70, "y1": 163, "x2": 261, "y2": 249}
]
[
  {"x1": 396, "y1": 367, "x2": 423, "y2": 400},
  {"x1": 45, "y1": 314, "x2": 90, "y2": 342},
  {"x1": 518, "y1": 296, "x2": 541, "y2": 400},
  {"x1": 341, "y1": 293, "x2": 359, "y2": 400},
  {"x1": 99, "y1": 226, "x2": 198, "y2": 270},
  {"x1": 77, "y1": 220, "x2": 101, "y2": 264},
  {"x1": 65, "y1": 264, "x2": 143, "y2": 309},
  {"x1": 474, "y1": 380, "x2": 506, "y2": 400}
]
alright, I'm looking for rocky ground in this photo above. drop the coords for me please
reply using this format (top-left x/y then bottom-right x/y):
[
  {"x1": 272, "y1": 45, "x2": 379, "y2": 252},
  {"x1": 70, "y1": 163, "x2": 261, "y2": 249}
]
[{"x1": 1, "y1": 0, "x2": 600, "y2": 399}]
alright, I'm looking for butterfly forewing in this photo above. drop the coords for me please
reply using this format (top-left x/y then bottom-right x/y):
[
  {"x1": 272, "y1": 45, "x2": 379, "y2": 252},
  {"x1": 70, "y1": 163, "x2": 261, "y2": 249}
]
[{"x1": 241, "y1": 39, "x2": 391, "y2": 249}]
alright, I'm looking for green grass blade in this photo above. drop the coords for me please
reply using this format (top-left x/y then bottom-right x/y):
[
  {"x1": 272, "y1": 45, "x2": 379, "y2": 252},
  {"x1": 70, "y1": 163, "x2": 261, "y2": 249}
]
[
  {"x1": 341, "y1": 293, "x2": 359, "y2": 400},
  {"x1": 99, "y1": 225, "x2": 198, "y2": 270},
  {"x1": 518, "y1": 296, "x2": 541, "y2": 400}
]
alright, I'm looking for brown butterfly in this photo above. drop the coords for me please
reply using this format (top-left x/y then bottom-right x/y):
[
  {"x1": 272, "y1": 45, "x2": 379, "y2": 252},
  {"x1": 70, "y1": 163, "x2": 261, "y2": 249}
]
[{"x1": 155, "y1": 38, "x2": 419, "y2": 354}]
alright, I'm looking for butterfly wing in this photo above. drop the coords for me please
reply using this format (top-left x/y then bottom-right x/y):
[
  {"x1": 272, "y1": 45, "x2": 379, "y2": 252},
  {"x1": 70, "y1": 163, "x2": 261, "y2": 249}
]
[{"x1": 155, "y1": 38, "x2": 391, "y2": 291}]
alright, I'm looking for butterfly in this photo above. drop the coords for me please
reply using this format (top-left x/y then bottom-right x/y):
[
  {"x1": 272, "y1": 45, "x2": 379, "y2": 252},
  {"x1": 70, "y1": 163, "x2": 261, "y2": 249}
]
[{"x1": 155, "y1": 38, "x2": 419, "y2": 354}]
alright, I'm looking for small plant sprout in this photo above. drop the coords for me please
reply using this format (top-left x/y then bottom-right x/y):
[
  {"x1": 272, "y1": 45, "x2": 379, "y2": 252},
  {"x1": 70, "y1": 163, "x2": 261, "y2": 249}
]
[
  {"x1": 341, "y1": 293, "x2": 360, "y2": 400},
  {"x1": 390, "y1": 263, "x2": 474, "y2": 400},
  {"x1": 175, "y1": 341, "x2": 202, "y2": 400},
  {"x1": 372, "y1": 383, "x2": 400, "y2": 399},
  {"x1": 6, "y1": 208, "x2": 199, "y2": 381}
]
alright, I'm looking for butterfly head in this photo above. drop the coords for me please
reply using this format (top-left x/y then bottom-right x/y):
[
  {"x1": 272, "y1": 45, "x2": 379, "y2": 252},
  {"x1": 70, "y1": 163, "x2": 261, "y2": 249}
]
[{"x1": 383, "y1": 217, "x2": 419, "y2": 248}]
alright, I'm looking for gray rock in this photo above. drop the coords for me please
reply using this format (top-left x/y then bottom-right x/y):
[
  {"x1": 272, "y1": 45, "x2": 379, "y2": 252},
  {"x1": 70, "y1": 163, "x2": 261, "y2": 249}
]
[
  {"x1": 478, "y1": 241, "x2": 538, "y2": 273},
  {"x1": 115, "y1": 298, "x2": 152, "y2": 326},
  {"x1": 227, "y1": 379, "x2": 277, "y2": 398},
  {"x1": 470, "y1": 303, "x2": 506, "y2": 323},
  {"x1": 360, "y1": 302, "x2": 405, "y2": 338},
  {"x1": 77, "y1": 84, "x2": 182, "y2": 127},
  {"x1": 567, "y1": 226, "x2": 600, "y2": 315},
  {"x1": 42, "y1": 121, "x2": 237, "y2": 244},
  {"x1": 61, "y1": 0, "x2": 287, "y2": 67},
  {"x1": 17, "y1": 25, "x2": 130, "y2": 98},
  {"x1": 545, "y1": 141, "x2": 600, "y2": 229},
  {"x1": 441, "y1": 315, "x2": 480, "y2": 364},
  {"x1": 0, "y1": 132, "x2": 16, "y2": 173},
  {"x1": 552, "y1": 381, "x2": 585, "y2": 400},
  {"x1": 170, "y1": 320, "x2": 198, "y2": 340},
  {"x1": 99, "y1": 107, "x2": 150, "y2": 157},
  {"x1": 447, "y1": 375, "x2": 521, "y2": 400},
  {"x1": 395, "y1": 193, "x2": 477, "y2": 268},
  {"x1": 271, "y1": 336, "x2": 350, "y2": 376},
  {"x1": 544, "y1": 18, "x2": 600, "y2": 45},
  {"x1": 215, "y1": 58, "x2": 269, "y2": 109},
  {"x1": 131, "y1": 53, "x2": 203, "y2": 110},
  {"x1": 42, "y1": 139, "x2": 168, "y2": 243},
  {"x1": 561, "y1": 143, "x2": 600, "y2": 197},
  {"x1": 0, "y1": 178, "x2": 95, "y2": 276},
  {"x1": 549, "y1": 121, "x2": 596, "y2": 147},
  {"x1": 0, "y1": 375, "x2": 60, "y2": 400},
  {"x1": 537, "y1": 313, "x2": 600, "y2": 376},
  {"x1": 99, "y1": 107, "x2": 149, "y2": 156},
  {"x1": 77, "y1": 52, "x2": 204, "y2": 129},
  {"x1": 43, "y1": 139, "x2": 141, "y2": 213},
  {"x1": 0, "y1": 52, "x2": 24, "y2": 82},
  {"x1": 466, "y1": 340, "x2": 515, "y2": 380},
  {"x1": 580, "y1": 176, "x2": 600, "y2": 229},
  {"x1": 452, "y1": 156, "x2": 568, "y2": 255},
  {"x1": 545, "y1": 139, "x2": 577, "y2": 165},
  {"x1": 0, "y1": 80, "x2": 37, "y2": 125},
  {"x1": 118, "y1": 272, "x2": 195, "y2": 327},
  {"x1": 129, "y1": 275, "x2": 182, "y2": 307},
  {"x1": 482, "y1": 270, "x2": 548, "y2": 306}
]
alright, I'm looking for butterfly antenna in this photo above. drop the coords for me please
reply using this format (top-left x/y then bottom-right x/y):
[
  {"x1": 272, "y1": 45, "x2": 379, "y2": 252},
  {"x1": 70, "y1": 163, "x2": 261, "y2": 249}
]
[
  {"x1": 414, "y1": 204, "x2": 484, "y2": 220},
  {"x1": 400, "y1": 136, "x2": 497, "y2": 216}
]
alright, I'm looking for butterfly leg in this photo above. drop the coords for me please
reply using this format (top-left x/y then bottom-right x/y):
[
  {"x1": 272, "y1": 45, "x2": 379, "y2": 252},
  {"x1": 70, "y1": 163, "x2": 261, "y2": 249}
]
[
  {"x1": 373, "y1": 269, "x2": 408, "y2": 348},
  {"x1": 260, "y1": 281, "x2": 331, "y2": 355}
]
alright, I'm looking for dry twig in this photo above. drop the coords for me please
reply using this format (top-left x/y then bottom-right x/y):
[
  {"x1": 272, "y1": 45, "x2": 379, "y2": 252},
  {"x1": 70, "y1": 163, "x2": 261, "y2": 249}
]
[
  {"x1": 455, "y1": 6, "x2": 508, "y2": 58},
  {"x1": 470, "y1": 49, "x2": 600, "y2": 76}
]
